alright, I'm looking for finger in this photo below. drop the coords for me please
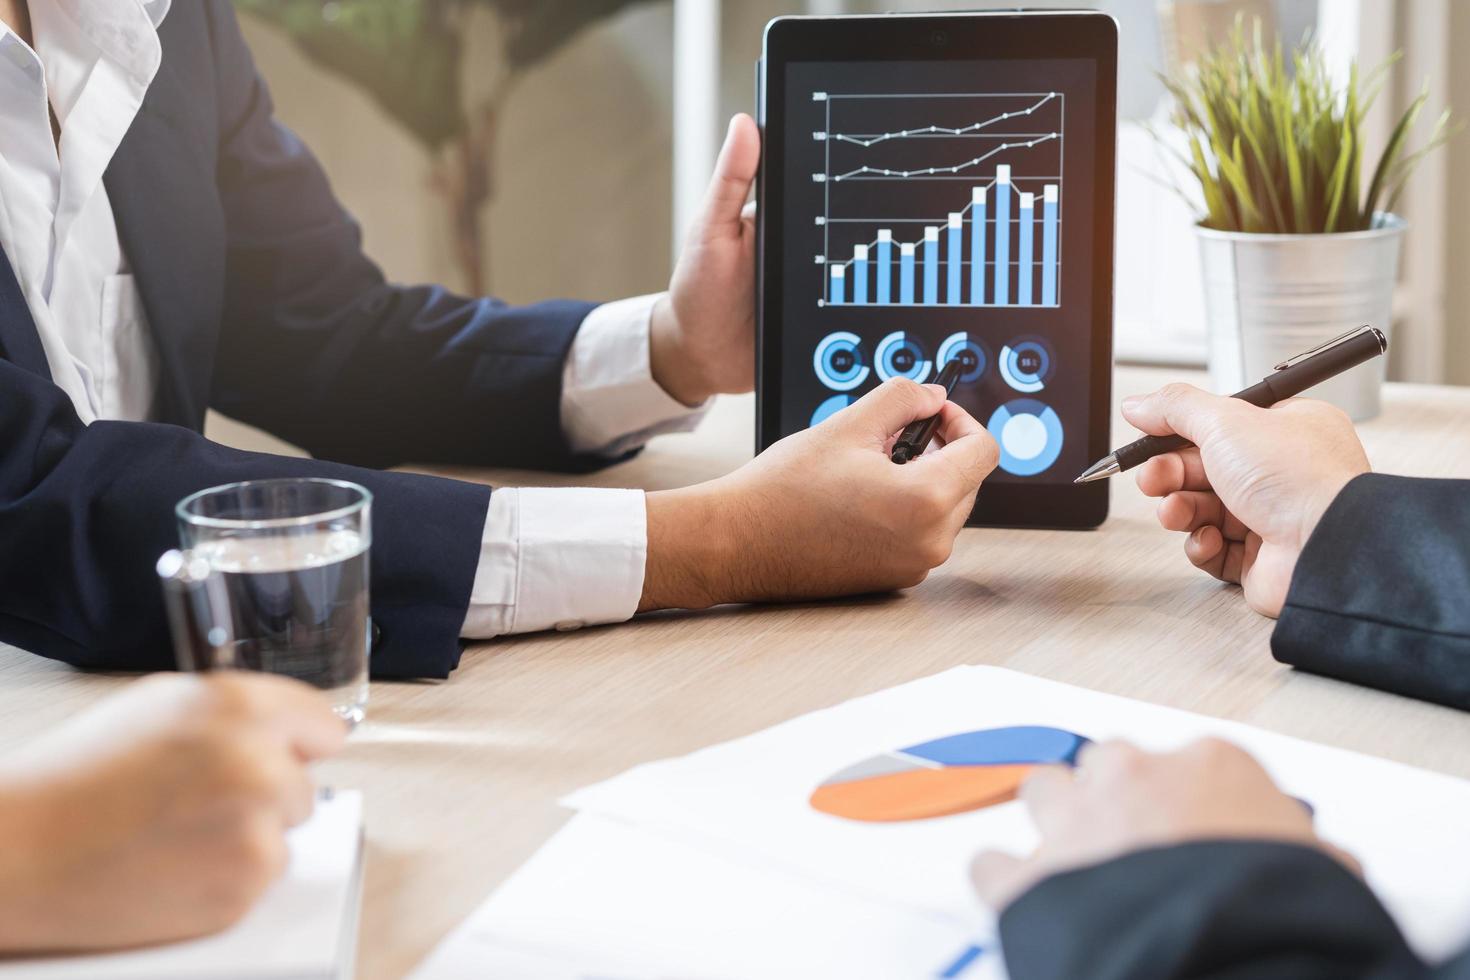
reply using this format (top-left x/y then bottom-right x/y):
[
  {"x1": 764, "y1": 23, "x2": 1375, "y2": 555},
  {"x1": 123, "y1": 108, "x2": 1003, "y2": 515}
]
[
  {"x1": 1121, "y1": 384, "x2": 1252, "y2": 444},
  {"x1": 835, "y1": 378, "x2": 946, "y2": 443},
  {"x1": 690, "y1": 114, "x2": 760, "y2": 243},
  {"x1": 1156, "y1": 490, "x2": 1226, "y2": 533},
  {"x1": 232, "y1": 738, "x2": 316, "y2": 827},
  {"x1": 970, "y1": 850, "x2": 1031, "y2": 910},
  {"x1": 239, "y1": 675, "x2": 349, "y2": 762},
  {"x1": 1134, "y1": 448, "x2": 1210, "y2": 496},
  {"x1": 1018, "y1": 766, "x2": 1078, "y2": 836},
  {"x1": 1073, "y1": 739, "x2": 1146, "y2": 782},
  {"x1": 1221, "y1": 535, "x2": 1252, "y2": 584},
  {"x1": 1184, "y1": 524, "x2": 1229, "y2": 579},
  {"x1": 916, "y1": 403, "x2": 999, "y2": 490},
  {"x1": 276, "y1": 757, "x2": 318, "y2": 828}
]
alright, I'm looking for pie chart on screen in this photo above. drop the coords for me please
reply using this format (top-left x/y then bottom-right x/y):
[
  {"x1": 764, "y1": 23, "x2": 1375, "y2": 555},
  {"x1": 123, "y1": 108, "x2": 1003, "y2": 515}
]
[{"x1": 809, "y1": 726, "x2": 1089, "y2": 823}]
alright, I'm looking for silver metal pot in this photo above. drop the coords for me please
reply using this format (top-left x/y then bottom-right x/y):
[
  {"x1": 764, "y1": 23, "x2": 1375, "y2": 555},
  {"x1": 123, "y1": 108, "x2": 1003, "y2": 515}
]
[{"x1": 1195, "y1": 214, "x2": 1405, "y2": 420}]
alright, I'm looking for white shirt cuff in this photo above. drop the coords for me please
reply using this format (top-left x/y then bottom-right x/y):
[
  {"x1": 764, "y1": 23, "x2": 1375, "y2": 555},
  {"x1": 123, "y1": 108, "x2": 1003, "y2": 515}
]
[
  {"x1": 560, "y1": 292, "x2": 710, "y2": 457},
  {"x1": 461, "y1": 487, "x2": 647, "y2": 638}
]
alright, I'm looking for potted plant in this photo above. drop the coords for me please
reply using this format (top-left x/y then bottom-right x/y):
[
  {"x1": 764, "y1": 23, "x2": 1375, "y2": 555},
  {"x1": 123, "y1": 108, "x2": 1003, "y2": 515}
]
[
  {"x1": 1160, "y1": 20, "x2": 1453, "y2": 420},
  {"x1": 234, "y1": 0, "x2": 659, "y2": 295}
]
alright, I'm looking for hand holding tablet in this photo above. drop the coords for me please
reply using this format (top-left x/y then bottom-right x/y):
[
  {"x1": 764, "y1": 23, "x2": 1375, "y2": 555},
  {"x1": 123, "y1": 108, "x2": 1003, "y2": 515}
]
[{"x1": 756, "y1": 11, "x2": 1118, "y2": 529}]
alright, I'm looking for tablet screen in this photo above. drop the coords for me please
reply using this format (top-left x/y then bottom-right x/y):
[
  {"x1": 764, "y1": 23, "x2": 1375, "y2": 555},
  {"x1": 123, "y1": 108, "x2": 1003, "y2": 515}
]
[{"x1": 775, "y1": 56, "x2": 1102, "y2": 491}]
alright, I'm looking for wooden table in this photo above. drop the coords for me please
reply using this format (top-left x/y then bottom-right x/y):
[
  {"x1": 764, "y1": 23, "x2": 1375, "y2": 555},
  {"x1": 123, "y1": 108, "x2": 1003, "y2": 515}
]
[{"x1": 2, "y1": 365, "x2": 1468, "y2": 978}]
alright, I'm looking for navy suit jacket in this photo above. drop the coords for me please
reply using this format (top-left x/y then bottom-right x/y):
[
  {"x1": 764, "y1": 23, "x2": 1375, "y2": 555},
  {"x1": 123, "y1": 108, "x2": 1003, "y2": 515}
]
[
  {"x1": 1000, "y1": 840, "x2": 1470, "y2": 979},
  {"x1": 0, "y1": 2, "x2": 605, "y2": 679}
]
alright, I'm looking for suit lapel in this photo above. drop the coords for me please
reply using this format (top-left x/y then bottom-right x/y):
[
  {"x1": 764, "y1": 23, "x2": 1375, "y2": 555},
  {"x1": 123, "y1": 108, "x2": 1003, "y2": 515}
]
[
  {"x1": 0, "y1": 245, "x2": 50, "y2": 377},
  {"x1": 103, "y1": 32, "x2": 226, "y2": 431}
]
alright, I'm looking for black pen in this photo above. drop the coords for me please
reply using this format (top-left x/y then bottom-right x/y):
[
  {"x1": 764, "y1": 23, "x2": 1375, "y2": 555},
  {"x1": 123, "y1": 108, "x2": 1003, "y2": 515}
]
[
  {"x1": 891, "y1": 358, "x2": 964, "y2": 464},
  {"x1": 1076, "y1": 325, "x2": 1388, "y2": 483}
]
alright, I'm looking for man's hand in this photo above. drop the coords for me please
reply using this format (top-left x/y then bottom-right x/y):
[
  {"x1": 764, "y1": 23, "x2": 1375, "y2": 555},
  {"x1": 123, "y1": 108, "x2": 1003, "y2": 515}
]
[
  {"x1": 971, "y1": 739, "x2": 1356, "y2": 913},
  {"x1": 650, "y1": 114, "x2": 760, "y2": 406},
  {"x1": 0, "y1": 673, "x2": 345, "y2": 953},
  {"x1": 640, "y1": 378, "x2": 999, "y2": 610},
  {"x1": 1123, "y1": 384, "x2": 1370, "y2": 617}
]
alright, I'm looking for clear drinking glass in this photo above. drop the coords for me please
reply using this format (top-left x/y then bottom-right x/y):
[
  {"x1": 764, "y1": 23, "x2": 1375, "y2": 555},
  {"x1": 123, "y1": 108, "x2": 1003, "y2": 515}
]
[{"x1": 164, "y1": 478, "x2": 372, "y2": 725}]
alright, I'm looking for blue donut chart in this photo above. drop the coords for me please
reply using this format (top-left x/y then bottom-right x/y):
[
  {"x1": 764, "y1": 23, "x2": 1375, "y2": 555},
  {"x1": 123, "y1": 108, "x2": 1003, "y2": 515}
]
[
  {"x1": 810, "y1": 393, "x2": 854, "y2": 427},
  {"x1": 987, "y1": 399, "x2": 1065, "y2": 476},
  {"x1": 936, "y1": 332, "x2": 988, "y2": 384},
  {"x1": 999, "y1": 338, "x2": 1054, "y2": 394},
  {"x1": 813, "y1": 331, "x2": 871, "y2": 392},
  {"x1": 874, "y1": 331, "x2": 933, "y2": 383}
]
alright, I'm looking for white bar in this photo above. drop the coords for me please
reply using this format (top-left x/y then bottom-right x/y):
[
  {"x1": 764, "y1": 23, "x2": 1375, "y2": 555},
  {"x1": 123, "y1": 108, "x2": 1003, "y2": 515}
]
[
  {"x1": 673, "y1": 0, "x2": 721, "y2": 257},
  {"x1": 878, "y1": 229, "x2": 893, "y2": 243},
  {"x1": 831, "y1": 265, "x2": 845, "y2": 277},
  {"x1": 947, "y1": 213, "x2": 962, "y2": 229},
  {"x1": 996, "y1": 164, "x2": 1012, "y2": 184},
  {"x1": 924, "y1": 226, "x2": 939, "y2": 242},
  {"x1": 854, "y1": 244, "x2": 869, "y2": 260},
  {"x1": 1044, "y1": 184, "x2": 1058, "y2": 203},
  {"x1": 973, "y1": 186, "x2": 988, "y2": 205},
  {"x1": 900, "y1": 242, "x2": 916, "y2": 255},
  {"x1": 1019, "y1": 192, "x2": 1034, "y2": 210}
]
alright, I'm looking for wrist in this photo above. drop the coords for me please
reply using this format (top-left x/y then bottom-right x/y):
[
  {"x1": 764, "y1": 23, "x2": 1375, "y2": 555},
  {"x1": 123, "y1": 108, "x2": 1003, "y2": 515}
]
[
  {"x1": 640, "y1": 483, "x2": 741, "y2": 612},
  {"x1": 648, "y1": 295, "x2": 713, "y2": 407},
  {"x1": 1297, "y1": 466, "x2": 1368, "y2": 548}
]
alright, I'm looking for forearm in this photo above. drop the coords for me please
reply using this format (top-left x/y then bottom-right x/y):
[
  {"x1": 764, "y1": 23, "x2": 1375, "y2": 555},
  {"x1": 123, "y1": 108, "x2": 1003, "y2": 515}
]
[
  {"x1": 1273, "y1": 474, "x2": 1470, "y2": 710},
  {"x1": 0, "y1": 365, "x2": 488, "y2": 679},
  {"x1": 1000, "y1": 840, "x2": 1424, "y2": 980}
]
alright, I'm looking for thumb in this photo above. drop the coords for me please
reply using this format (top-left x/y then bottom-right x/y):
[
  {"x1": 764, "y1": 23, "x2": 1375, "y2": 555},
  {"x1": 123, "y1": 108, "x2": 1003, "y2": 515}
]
[
  {"x1": 1121, "y1": 383, "x2": 1249, "y2": 444},
  {"x1": 690, "y1": 114, "x2": 760, "y2": 244},
  {"x1": 834, "y1": 378, "x2": 946, "y2": 442},
  {"x1": 970, "y1": 850, "x2": 1030, "y2": 910}
]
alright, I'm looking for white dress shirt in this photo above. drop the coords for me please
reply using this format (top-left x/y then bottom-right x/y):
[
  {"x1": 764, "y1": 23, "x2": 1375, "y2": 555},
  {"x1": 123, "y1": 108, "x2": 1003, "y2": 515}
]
[{"x1": 0, "y1": 0, "x2": 706, "y2": 640}]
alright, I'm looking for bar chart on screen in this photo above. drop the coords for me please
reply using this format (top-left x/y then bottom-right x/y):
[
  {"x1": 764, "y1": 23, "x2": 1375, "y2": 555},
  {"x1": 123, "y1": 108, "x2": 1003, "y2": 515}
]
[{"x1": 812, "y1": 90, "x2": 1063, "y2": 309}]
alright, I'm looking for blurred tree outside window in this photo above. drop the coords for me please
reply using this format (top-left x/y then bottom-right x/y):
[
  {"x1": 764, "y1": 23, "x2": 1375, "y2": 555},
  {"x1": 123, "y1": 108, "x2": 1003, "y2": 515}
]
[{"x1": 235, "y1": 0, "x2": 662, "y2": 294}]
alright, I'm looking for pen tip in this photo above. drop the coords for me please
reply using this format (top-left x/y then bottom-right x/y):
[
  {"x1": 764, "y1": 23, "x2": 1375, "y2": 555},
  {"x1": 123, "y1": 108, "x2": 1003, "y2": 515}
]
[{"x1": 1074, "y1": 454, "x2": 1121, "y2": 484}]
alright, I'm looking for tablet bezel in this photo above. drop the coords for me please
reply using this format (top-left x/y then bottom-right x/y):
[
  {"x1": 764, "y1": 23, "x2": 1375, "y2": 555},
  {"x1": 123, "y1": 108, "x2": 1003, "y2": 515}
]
[{"x1": 755, "y1": 12, "x2": 1117, "y2": 530}]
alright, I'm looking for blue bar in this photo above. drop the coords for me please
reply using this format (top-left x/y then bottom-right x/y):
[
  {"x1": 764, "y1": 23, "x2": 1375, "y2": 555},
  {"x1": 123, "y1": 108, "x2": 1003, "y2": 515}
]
[
  {"x1": 853, "y1": 245, "x2": 869, "y2": 305},
  {"x1": 970, "y1": 188, "x2": 986, "y2": 305},
  {"x1": 829, "y1": 266, "x2": 845, "y2": 305},
  {"x1": 899, "y1": 243, "x2": 916, "y2": 304},
  {"x1": 876, "y1": 232, "x2": 893, "y2": 304},
  {"x1": 946, "y1": 215, "x2": 962, "y2": 305},
  {"x1": 1042, "y1": 186, "x2": 1058, "y2": 306},
  {"x1": 994, "y1": 167, "x2": 1011, "y2": 305},
  {"x1": 922, "y1": 229, "x2": 939, "y2": 305},
  {"x1": 938, "y1": 944, "x2": 987, "y2": 979},
  {"x1": 1018, "y1": 194, "x2": 1034, "y2": 306}
]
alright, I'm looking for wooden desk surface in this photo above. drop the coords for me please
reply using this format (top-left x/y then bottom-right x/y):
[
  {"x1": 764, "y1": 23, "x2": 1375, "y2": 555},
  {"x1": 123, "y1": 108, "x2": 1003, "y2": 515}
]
[{"x1": 2, "y1": 365, "x2": 1468, "y2": 978}]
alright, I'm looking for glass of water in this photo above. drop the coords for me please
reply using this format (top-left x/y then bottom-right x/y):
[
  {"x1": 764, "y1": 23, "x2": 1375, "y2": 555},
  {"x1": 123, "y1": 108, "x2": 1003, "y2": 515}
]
[{"x1": 164, "y1": 478, "x2": 372, "y2": 725}]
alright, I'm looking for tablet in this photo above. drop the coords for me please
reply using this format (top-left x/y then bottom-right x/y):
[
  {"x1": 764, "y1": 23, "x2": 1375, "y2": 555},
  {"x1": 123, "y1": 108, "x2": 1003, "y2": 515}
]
[{"x1": 756, "y1": 12, "x2": 1117, "y2": 529}]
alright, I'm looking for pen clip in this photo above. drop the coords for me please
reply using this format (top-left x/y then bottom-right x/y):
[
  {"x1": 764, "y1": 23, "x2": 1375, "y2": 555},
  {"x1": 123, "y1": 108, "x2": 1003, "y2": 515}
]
[{"x1": 1272, "y1": 324, "x2": 1379, "y2": 371}]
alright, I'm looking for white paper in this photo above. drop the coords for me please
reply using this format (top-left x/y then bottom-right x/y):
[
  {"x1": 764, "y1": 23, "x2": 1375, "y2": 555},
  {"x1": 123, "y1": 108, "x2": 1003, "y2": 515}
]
[
  {"x1": 411, "y1": 812, "x2": 998, "y2": 980},
  {"x1": 565, "y1": 667, "x2": 1470, "y2": 963},
  {"x1": 0, "y1": 790, "x2": 364, "y2": 980}
]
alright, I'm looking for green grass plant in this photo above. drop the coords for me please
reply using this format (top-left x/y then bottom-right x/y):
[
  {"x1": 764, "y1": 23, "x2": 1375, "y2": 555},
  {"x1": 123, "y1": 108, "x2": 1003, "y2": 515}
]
[{"x1": 1160, "y1": 18, "x2": 1453, "y2": 234}]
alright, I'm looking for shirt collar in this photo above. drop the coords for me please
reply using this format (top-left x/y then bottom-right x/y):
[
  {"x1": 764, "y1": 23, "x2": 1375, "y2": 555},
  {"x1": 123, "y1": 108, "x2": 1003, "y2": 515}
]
[{"x1": 50, "y1": 0, "x2": 172, "y2": 83}]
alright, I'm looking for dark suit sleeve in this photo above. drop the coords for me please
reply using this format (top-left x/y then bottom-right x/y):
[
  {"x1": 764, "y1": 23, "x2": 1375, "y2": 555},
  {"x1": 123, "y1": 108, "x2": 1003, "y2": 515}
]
[
  {"x1": 1271, "y1": 474, "x2": 1470, "y2": 711},
  {"x1": 0, "y1": 361, "x2": 488, "y2": 680},
  {"x1": 201, "y1": 1, "x2": 603, "y2": 471},
  {"x1": 999, "y1": 840, "x2": 1470, "y2": 980}
]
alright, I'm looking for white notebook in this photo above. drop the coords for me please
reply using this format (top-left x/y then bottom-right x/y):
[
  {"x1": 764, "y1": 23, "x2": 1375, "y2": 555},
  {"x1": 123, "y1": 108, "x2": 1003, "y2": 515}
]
[{"x1": 0, "y1": 790, "x2": 364, "y2": 980}]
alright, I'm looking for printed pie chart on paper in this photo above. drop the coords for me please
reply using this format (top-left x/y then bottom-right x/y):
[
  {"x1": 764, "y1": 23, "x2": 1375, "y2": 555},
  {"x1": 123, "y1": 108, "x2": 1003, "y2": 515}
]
[{"x1": 809, "y1": 726, "x2": 1089, "y2": 822}]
